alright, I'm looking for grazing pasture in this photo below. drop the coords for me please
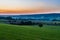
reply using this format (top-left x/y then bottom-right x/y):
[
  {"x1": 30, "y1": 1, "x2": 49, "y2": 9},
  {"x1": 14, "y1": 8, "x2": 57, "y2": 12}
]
[{"x1": 0, "y1": 23, "x2": 60, "y2": 40}]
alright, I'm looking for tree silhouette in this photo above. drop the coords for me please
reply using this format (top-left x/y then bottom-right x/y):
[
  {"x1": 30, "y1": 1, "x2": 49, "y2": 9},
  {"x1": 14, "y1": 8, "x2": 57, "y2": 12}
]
[{"x1": 38, "y1": 23, "x2": 43, "y2": 27}]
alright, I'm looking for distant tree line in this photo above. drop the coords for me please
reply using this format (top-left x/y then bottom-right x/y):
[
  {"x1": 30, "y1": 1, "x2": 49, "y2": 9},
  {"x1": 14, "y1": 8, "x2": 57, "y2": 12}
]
[{"x1": 1, "y1": 16, "x2": 60, "y2": 27}]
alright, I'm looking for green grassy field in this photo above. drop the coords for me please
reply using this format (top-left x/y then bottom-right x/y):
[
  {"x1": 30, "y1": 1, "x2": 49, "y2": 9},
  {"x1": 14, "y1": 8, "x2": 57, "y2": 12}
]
[{"x1": 0, "y1": 24, "x2": 60, "y2": 40}]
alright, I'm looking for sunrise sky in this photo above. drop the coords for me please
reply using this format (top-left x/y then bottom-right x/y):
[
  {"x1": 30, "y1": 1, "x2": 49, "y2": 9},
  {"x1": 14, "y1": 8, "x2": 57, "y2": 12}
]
[{"x1": 0, "y1": 0, "x2": 60, "y2": 14}]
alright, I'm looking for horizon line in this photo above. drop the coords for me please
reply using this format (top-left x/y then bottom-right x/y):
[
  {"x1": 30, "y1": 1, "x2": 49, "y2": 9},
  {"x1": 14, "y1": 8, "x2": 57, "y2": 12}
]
[{"x1": 0, "y1": 12, "x2": 60, "y2": 15}]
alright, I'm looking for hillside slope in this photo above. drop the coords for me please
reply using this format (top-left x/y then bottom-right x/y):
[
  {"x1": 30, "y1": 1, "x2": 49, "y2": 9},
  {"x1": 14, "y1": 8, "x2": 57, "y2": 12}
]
[{"x1": 0, "y1": 24, "x2": 60, "y2": 40}]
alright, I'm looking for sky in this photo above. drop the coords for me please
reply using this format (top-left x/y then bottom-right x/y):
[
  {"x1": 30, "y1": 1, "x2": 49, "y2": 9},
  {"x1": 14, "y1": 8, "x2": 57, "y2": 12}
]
[{"x1": 0, "y1": 0, "x2": 60, "y2": 14}]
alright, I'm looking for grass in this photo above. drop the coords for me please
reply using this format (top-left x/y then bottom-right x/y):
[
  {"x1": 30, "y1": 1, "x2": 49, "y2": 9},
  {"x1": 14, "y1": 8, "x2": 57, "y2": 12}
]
[{"x1": 0, "y1": 23, "x2": 60, "y2": 40}]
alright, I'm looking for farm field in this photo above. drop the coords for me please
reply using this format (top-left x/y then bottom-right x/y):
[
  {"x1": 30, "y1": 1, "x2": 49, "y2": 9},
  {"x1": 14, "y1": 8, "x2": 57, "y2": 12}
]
[{"x1": 0, "y1": 23, "x2": 60, "y2": 40}]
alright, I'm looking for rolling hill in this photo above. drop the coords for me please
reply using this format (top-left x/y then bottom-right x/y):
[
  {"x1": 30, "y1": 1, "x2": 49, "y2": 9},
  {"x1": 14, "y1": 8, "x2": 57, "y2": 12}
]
[
  {"x1": 0, "y1": 23, "x2": 60, "y2": 40},
  {"x1": 0, "y1": 13, "x2": 60, "y2": 21}
]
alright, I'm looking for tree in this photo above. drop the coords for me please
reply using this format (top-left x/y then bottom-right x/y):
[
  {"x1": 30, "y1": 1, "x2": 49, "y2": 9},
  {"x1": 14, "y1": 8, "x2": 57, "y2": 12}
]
[
  {"x1": 26, "y1": 21, "x2": 32, "y2": 25},
  {"x1": 38, "y1": 23, "x2": 43, "y2": 27}
]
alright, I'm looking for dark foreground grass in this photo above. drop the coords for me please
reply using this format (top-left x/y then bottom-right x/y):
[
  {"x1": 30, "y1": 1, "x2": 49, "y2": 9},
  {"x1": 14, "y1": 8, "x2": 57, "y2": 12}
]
[{"x1": 0, "y1": 24, "x2": 60, "y2": 40}]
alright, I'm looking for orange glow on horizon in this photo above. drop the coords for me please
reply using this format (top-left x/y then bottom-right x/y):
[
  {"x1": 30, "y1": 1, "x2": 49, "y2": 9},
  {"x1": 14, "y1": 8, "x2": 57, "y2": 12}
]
[{"x1": 0, "y1": 9, "x2": 59, "y2": 13}]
